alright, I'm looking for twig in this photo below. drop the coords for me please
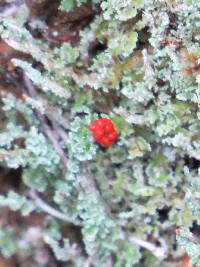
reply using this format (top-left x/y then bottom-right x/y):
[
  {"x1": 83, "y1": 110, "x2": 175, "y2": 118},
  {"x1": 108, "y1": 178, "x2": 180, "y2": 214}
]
[
  {"x1": 51, "y1": 121, "x2": 69, "y2": 145},
  {"x1": 40, "y1": 114, "x2": 68, "y2": 168},
  {"x1": 83, "y1": 257, "x2": 93, "y2": 267},
  {"x1": 40, "y1": 117, "x2": 68, "y2": 168},
  {"x1": 28, "y1": 189, "x2": 82, "y2": 226},
  {"x1": 45, "y1": 107, "x2": 70, "y2": 130},
  {"x1": 129, "y1": 235, "x2": 168, "y2": 259},
  {"x1": 0, "y1": 5, "x2": 18, "y2": 17},
  {"x1": 23, "y1": 74, "x2": 68, "y2": 169}
]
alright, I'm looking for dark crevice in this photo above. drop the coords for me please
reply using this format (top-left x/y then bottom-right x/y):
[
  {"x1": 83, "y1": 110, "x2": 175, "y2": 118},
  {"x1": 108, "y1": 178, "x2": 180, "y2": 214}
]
[{"x1": 156, "y1": 207, "x2": 171, "y2": 223}]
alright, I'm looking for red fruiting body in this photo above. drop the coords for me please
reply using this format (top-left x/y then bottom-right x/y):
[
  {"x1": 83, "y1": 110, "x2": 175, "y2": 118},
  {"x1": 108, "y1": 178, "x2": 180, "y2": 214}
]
[
  {"x1": 104, "y1": 123, "x2": 114, "y2": 133},
  {"x1": 107, "y1": 131, "x2": 117, "y2": 141},
  {"x1": 93, "y1": 129, "x2": 104, "y2": 141},
  {"x1": 100, "y1": 136, "x2": 112, "y2": 148},
  {"x1": 88, "y1": 124, "x2": 96, "y2": 131},
  {"x1": 88, "y1": 118, "x2": 118, "y2": 148}
]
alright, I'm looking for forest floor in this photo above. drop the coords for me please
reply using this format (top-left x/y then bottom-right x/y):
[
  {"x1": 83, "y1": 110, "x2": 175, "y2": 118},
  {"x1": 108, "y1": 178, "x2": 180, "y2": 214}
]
[{"x1": 0, "y1": 1, "x2": 194, "y2": 266}]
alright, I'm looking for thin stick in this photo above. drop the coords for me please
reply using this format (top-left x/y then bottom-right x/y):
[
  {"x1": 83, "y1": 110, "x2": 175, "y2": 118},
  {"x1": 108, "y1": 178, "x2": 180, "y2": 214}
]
[
  {"x1": 23, "y1": 74, "x2": 68, "y2": 169},
  {"x1": 83, "y1": 257, "x2": 93, "y2": 267},
  {"x1": 51, "y1": 121, "x2": 69, "y2": 145},
  {"x1": 29, "y1": 189, "x2": 82, "y2": 226},
  {"x1": 45, "y1": 107, "x2": 70, "y2": 130},
  {"x1": 129, "y1": 235, "x2": 168, "y2": 259},
  {"x1": 38, "y1": 114, "x2": 68, "y2": 168}
]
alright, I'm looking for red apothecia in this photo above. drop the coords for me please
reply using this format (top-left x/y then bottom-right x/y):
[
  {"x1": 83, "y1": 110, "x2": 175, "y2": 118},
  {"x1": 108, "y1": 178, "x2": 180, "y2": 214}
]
[{"x1": 88, "y1": 118, "x2": 117, "y2": 148}]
